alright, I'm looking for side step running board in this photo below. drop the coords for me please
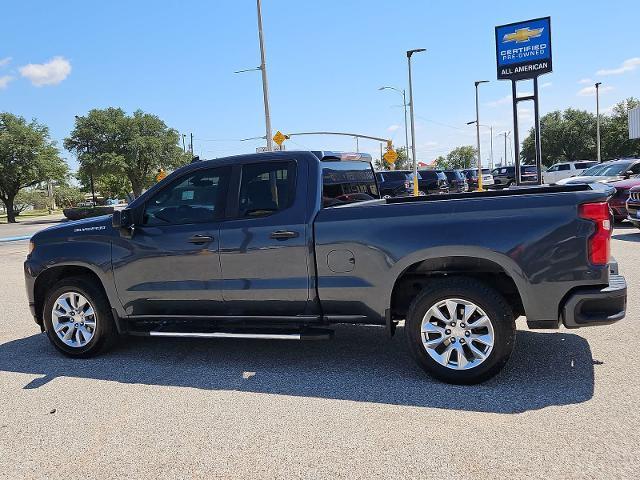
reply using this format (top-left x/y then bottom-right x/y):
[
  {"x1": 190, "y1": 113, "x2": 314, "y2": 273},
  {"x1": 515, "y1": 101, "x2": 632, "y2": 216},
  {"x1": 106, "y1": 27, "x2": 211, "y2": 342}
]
[{"x1": 147, "y1": 330, "x2": 332, "y2": 341}]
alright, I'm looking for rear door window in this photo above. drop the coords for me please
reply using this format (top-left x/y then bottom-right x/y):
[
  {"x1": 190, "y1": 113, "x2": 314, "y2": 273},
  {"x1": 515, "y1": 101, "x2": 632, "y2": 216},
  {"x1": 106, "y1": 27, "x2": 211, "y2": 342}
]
[
  {"x1": 238, "y1": 162, "x2": 295, "y2": 217},
  {"x1": 322, "y1": 161, "x2": 378, "y2": 206}
]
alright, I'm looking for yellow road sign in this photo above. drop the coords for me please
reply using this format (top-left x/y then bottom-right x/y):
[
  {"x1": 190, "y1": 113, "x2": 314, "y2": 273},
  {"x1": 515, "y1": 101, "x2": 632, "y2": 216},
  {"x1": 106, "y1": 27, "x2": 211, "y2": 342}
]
[
  {"x1": 273, "y1": 131, "x2": 287, "y2": 146},
  {"x1": 383, "y1": 148, "x2": 398, "y2": 164}
]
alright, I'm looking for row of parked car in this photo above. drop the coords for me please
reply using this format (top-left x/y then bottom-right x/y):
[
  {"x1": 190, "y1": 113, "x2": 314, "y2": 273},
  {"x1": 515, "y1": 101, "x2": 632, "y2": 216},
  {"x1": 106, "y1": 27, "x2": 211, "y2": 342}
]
[
  {"x1": 376, "y1": 157, "x2": 640, "y2": 229},
  {"x1": 552, "y1": 158, "x2": 640, "y2": 227},
  {"x1": 375, "y1": 168, "x2": 495, "y2": 197}
]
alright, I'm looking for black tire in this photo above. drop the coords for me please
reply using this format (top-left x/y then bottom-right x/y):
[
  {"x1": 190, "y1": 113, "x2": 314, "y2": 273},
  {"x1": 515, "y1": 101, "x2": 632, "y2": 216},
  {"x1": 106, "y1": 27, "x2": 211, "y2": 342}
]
[
  {"x1": 43, "y1": 276, "x2": 118, "y2": 358},
  {"x1": 405, "y1": 277, "x2": 515, "y2": 384}
]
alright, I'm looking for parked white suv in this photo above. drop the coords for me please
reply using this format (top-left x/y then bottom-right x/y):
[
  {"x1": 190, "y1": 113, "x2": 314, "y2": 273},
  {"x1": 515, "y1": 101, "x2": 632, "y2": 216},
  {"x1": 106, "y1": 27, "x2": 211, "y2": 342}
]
[{"x1": 543, "y1": 161, "x2": 597, "y2": 184}]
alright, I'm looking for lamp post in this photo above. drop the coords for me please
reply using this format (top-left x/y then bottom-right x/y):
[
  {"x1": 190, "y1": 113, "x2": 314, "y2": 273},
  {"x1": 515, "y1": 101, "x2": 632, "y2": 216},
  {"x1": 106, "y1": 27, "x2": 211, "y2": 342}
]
[
  {"x1": 379, "y1": 86, "x2": 410, "y2": 162},
  {"x1": 74, "y1": 115, "x2": 97, "y2": 205},
  {"x1": 406, "y1": 48, "x2": 426, "y2": 196},
  {"x1": 234, "y1": 0, "x2": 273, "y2": 151},
  {"x1": 473, "y1": 80, "x2": 489, "y2": 191},
  {"x1": 595, "y1": 82, "x2": 602, "y2": 163},
  {"x1": 467, "y1": 121, "x2": 494, "y2": 170}
]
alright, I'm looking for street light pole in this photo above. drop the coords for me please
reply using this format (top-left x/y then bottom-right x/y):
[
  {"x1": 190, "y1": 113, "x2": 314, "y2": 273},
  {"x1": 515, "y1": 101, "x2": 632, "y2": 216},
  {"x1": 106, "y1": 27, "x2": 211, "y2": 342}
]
[
  {"x1": 256, "y1": 0, "x2": 273, "y2": 152},
  {"x1": 406, "y1": 48, "x2": 426, "y2": 196},
  {"x1": 489, "y1": 125, "x2": 494, "y2": 170},
  {"x1": 595, "y1": 82, "x2": 602, "y2": 163},
  {"x1": 467, "y1": 121, "x2": 494, "y2": 170},
  {"x1": 474, "y1": 80, "x2": 489, "y2": 191},
  {"x1": 379, "y1": 86, "x2": 410, "y2": 162}
]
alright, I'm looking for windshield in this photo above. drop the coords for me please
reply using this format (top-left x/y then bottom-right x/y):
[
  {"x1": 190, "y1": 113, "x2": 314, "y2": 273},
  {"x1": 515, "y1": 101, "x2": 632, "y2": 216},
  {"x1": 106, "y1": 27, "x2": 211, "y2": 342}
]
[
  {"x1": 323, "y1": 161, "x2": 379, "y2": 207},
  {"x1": 582, "y1": 162, "x2": 631, "y2": 176}
]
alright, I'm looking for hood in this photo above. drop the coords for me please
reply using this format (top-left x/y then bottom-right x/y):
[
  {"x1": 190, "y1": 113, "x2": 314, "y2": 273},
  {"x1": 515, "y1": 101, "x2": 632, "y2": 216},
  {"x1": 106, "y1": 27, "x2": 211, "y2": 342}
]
[
  {"x1": 556, "y1": 175, "x2": 621, "y2": 185},
  {"x1": 31, "y1": 214, "x2": 115, "y2": 242}
]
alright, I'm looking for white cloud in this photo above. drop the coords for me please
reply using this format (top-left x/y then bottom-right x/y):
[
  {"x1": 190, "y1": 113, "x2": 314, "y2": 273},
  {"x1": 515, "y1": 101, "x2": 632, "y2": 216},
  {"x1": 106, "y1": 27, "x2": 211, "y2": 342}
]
[
  {"x1": 19, "y1": 56, "x2": 71, "y2": 86},
  {"x1": 541, "y1": 82, "x2": 552, "y2": 88},
  {"x1": 597, "y1": 57, "x2": 640, "y2": 76},
  {"x1": 519, "y1": 107, "x2": 533, "y2": 120},
  {"x1": 0, "y1": 57, "x2": 11, "y2": 67},
  {"x1": 486, "y1": 95, "x2": 511, "y2": 107},
  {"x1": 487, "y1": 91, "x2": 535, "y2": 107},
  {"x1": 577, "y1": 85, "x2": 614, "y2": 97},
  {"x1": 578, "y1": 78, "x2": 593, "y2": 84},
  {"x1": 387, "y1": 124, "x2": 400, "y2": 132},
  {"x1": 0, "y1": 75, "x2": 13, "y2": 89}
]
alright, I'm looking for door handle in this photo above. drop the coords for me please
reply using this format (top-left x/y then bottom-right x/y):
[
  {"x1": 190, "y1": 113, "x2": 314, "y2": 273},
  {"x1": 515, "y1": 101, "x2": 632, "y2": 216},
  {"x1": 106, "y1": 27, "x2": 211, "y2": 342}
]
[
  {"x1": 270, "y1": 230, "x2": 299, "y2": 240},
  {"x1": 188, "y1": 234, "x2": 214, "y2": 244}
]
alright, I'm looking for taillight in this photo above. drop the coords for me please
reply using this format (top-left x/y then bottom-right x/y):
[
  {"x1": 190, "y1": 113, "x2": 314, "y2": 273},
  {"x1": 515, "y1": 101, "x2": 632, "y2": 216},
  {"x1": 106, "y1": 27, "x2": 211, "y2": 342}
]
[{"x1": 579, "y1": 202, "x2": 611, "y2": 265}]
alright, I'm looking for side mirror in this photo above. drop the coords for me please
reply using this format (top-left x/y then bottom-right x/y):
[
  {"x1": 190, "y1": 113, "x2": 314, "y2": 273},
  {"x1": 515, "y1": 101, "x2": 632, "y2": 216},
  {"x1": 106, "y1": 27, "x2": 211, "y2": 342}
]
[
  {"x1": 624, "y1": 170, "x2": 634, "y2": 178},
  {"x1": 112, "y1": 209, "x2": 132, "y2": 229}
]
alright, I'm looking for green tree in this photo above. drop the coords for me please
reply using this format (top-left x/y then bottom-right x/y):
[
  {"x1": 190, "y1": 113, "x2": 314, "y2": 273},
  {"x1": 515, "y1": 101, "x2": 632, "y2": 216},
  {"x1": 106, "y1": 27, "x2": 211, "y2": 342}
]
[
  {"x1": 64, "y1": 108, "x2": 190, "y2": 198},
  {"x1": 53, "y1": 184, "x2": 85, "y2": 208},
  {"x1": 76, "y1": 170, "x2": 131, "y2": 200},
  {"x1": 13, "y1": 189, "x2": 49, "y2": 215},
  {"x1": 433, "y1": 155, "x2": 448, "y2": 169},
  {"x1": 443, "y1": 146, "x2": 476, "y2": 169},
  {"x1": 375, "y1": 146, "x2": 411, "y2": 171},
  {"x1": 0, "y1": 113, "x2": 68, "y2": 223},
  {"x1": 521, "y1": 109, "x2": 596, "y2": 166},
  {"x1": 601, "y1": 97, "x2": 640, "y2": 160}
]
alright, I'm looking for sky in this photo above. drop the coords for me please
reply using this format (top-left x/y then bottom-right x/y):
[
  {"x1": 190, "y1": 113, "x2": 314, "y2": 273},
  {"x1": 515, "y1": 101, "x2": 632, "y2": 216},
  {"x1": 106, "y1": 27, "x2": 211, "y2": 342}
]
[{"x1": 2, "y1": 0, "x2": 639, "y2": 171}]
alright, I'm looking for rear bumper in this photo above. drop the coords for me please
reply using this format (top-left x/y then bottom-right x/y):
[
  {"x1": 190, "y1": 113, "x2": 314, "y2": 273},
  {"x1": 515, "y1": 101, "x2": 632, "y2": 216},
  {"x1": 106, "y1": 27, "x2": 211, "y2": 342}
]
[{"x1": 561, "y1": 274, "x2": 627, "y2": 328}]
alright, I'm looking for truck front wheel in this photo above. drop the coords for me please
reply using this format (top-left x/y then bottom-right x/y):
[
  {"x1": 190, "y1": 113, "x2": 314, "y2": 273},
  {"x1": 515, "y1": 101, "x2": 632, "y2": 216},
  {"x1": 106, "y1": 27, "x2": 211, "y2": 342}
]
[
  {"x1": 43, "y1": 276, "x2": 117, "y2": 358},
  {"x1": 405, "y1": 277, "x2": 515, "y2": 384}
]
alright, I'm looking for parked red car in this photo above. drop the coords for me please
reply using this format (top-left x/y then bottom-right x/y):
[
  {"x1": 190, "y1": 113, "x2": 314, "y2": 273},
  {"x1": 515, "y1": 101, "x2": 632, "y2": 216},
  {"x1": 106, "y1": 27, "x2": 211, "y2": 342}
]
[{"x1": 608, "y1": 177, "x2": 640, "y2": 222}]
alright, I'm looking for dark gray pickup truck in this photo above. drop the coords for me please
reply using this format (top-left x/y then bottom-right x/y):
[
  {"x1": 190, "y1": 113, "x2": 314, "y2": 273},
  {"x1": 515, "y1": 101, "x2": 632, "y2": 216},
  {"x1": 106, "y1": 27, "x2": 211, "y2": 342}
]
[{"x1": 24, "y1": 151, "x2": 627, "y2": 384}]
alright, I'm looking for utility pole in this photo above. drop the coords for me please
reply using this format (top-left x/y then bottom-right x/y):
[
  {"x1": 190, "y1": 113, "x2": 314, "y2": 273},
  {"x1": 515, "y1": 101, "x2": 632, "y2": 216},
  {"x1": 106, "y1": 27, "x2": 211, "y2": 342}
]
[
  {"x1": 595, "y1": 82, "x2": 602, "y2": 162},
  {"x1": 86, "y1": 144, "x2": 96, "y2": 205},
  {"x1": 406, "y1": 48, "x2": 426, "y2": 197},
  {"x1": 474, "y1": 80, "x2": 489, "y2": 191},
  {"x1": 378, "y1": 86, "x2": 410, "y2": 163},
  {"x1": 256, "y1": 0, "x2": 273, "y2": 152},
  {"x1": 489, "y1": 125, "x2": 494, "y2": 170},
  {"x1": 190, "y1": 133, "x2": 194, "y2": 155},
  {"x1": 182, "y1": 134, "x2": 186, "y2": 153},
  {"x1": 498, "y1": 131, "x2": 510, "y2": 166}
]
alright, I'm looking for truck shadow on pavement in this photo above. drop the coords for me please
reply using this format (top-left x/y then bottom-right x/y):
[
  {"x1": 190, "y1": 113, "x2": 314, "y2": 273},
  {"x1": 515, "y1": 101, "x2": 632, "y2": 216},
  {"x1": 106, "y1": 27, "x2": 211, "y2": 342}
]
[{"x1": 0, "y1": 325, "x2": 596, "y2": 413}]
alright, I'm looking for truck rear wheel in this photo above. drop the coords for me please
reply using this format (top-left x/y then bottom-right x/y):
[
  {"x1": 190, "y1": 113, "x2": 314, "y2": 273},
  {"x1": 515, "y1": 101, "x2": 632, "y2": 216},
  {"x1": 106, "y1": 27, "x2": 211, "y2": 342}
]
[
  {"x1": 43, "y1": 276, "x2": 117, "y2": 358},
  {"x1": 405, "y1": 277, "x2": 515, "y2": 384}
]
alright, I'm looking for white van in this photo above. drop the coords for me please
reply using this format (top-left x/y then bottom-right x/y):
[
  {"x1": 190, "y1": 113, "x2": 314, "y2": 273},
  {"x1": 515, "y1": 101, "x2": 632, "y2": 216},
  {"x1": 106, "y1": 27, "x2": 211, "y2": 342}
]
[{"x1": 543, "y1": 161, "x2": 598, "y2": 184}]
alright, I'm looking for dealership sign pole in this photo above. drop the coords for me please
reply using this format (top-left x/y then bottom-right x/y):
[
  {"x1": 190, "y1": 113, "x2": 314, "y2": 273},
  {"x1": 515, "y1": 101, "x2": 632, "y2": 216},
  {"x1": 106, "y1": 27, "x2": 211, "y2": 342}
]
[{"x1": 495, "y1": 17, "x2": 552, "y2": 185}]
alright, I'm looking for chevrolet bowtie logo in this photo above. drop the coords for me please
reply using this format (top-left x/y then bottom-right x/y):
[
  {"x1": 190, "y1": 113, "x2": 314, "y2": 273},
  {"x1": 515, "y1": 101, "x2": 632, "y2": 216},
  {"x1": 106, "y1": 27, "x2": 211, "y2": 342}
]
[{"x1": 503, "y1": 27, "x2": 544, "y2": 44}]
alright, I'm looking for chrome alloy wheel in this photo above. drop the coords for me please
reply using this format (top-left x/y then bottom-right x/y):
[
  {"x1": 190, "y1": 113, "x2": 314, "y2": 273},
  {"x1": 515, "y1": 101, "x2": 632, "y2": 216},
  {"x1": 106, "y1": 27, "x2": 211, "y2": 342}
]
[
  {"x1": 420, "y1": 298, "x2": 494, "y2": 370},
  {"x1": 51, "y1": 292, "x2": 97, "y2": 348}
]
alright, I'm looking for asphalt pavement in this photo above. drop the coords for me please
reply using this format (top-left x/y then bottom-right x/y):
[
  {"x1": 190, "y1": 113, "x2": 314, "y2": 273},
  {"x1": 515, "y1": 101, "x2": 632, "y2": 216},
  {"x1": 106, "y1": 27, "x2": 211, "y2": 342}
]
[{"x1": 1, "y1": 222, "x2": 639, "y2": 479}]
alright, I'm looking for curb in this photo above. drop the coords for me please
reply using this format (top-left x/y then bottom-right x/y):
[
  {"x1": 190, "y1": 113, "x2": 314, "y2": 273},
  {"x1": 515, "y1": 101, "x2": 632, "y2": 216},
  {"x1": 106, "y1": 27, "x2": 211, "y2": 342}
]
[{"x1": 0, "y1": 235, "x2": 32, "y2": 243}]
